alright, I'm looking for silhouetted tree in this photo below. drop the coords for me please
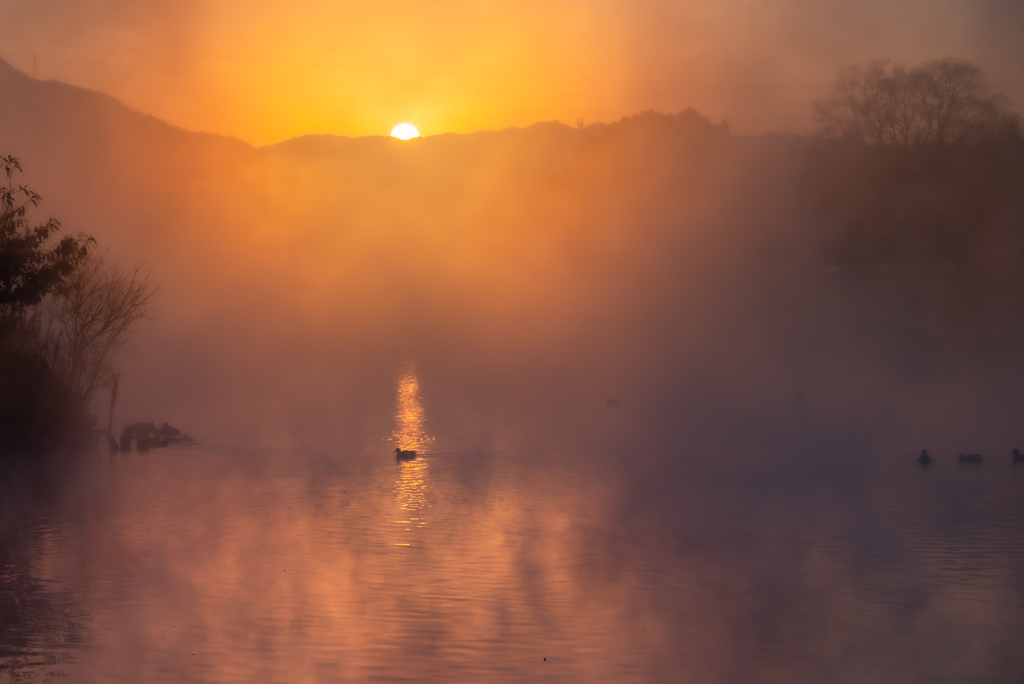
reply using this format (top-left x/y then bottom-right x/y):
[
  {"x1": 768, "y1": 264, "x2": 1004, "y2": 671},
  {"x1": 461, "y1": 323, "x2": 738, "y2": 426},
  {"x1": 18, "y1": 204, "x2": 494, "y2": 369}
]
[
  {"x1": 808, "y1": 59, "x2": 1024, "y2": 269},
  {"x1": 0, "y1": 156, "x2": 94, "y2": 329},
  {"x1": 1, "y1": 156, "x2": 97, "y2": 454},
  {"x1": 0, "y1": 157, "x2": 156, "y2": 456},
  {"x1": 814, "y1": 59, "x2": 1021, "y2": 150}
]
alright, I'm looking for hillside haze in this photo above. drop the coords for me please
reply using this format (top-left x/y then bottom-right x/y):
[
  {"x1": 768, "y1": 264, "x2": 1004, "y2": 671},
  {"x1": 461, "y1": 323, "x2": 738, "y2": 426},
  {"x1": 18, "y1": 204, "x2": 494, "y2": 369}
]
[{"x1": 2, "y1": 58, "x2": 1023, "y2": 463}]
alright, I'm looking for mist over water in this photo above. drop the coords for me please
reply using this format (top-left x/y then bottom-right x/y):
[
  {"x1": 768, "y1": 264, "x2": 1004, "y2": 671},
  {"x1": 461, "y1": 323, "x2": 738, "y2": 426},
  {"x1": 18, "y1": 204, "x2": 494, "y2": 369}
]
[
  {"x1": 2, "y1": 58, "x2": 1024, "y2": 681},
  {"x1": 3, "y1": 365, "x2": 1024, "y2": 682},
  {"x1": 1, "y1": 58, "x2": 1022, "y2": 458}
]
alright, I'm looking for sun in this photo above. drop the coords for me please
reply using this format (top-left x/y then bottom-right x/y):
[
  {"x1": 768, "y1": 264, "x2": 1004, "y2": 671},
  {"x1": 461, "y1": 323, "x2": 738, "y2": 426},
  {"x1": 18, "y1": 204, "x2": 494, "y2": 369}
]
[{"x1": 390, "y1": 123, "x2": 420, "y2": 140}]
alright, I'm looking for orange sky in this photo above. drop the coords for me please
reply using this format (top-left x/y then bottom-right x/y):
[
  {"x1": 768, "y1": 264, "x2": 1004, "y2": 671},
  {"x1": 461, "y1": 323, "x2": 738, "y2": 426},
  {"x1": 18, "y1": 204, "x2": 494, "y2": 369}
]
[{"x1": 0, "y1": 0, "x2": 1021, "y2": 145}]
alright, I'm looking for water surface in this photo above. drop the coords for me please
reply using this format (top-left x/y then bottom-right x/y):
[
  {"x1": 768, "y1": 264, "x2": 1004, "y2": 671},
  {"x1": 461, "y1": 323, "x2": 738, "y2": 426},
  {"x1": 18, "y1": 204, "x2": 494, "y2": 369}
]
[{"x1": 3, "y1": 372, "x2": 1024, "y2": 682}]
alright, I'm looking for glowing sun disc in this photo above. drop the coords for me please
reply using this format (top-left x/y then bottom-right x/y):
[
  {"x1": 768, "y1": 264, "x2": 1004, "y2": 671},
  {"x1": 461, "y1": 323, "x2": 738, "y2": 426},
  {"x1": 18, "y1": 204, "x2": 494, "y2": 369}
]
[{"x1": 391, "y1": 123, "x2": 420, "y2": 140}]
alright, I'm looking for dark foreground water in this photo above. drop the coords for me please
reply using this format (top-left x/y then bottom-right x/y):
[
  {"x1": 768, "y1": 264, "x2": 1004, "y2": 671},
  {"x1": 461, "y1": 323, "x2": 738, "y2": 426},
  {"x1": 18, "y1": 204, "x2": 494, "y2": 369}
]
[{"x1": 3, "y1": 375, "x2": 1024, "y2": 683}]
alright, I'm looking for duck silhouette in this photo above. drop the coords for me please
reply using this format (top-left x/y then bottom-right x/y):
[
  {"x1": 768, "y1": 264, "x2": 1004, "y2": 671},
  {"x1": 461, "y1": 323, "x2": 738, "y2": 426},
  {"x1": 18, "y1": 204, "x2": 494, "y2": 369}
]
[
  {"x1": 1012, "y1": 449, "x2": 1024, "y2": 464},
  {"x1": 395, "y1": 447, "x2": 417, "y2": 461},
  {"x1": 958, "y1": 453, "x2": 983, "y2": 464},
  {"x1": 917, "y1": 449, "x2": 932, "y2": 465}
]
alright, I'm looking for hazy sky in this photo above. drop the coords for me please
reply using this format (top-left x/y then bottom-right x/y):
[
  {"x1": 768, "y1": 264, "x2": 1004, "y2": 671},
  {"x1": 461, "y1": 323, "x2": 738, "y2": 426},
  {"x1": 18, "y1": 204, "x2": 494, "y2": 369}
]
[{"x1": 0, "y1": 0, "x2": 1021, "y2": 144}]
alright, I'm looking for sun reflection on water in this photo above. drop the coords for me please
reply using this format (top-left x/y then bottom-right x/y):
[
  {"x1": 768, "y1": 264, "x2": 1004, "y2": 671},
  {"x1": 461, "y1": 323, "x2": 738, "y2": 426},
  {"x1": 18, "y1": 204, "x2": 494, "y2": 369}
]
[
  {"x1": 390, "y1": 362, "x2": 432, "y2": 541},
  {"x1": 390, "y1": 362, "x2": 431, "y2": 454}
]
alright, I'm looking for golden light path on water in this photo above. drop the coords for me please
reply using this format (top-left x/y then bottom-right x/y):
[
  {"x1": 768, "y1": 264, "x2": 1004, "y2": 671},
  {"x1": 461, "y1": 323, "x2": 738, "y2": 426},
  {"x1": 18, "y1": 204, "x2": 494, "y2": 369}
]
[{"x1": 390, "y1": 362, "x2": 433, "y2": 544}]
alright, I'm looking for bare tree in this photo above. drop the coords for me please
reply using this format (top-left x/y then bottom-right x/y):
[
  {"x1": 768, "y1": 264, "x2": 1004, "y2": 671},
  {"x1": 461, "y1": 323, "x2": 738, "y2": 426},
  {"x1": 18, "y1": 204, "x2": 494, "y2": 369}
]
[
  {"x1": 41, "y1": 258, "x2": 157, "y2": 409},
  {"x1": 815, "y1": 58, "x2": 1021, "y2": 149}
]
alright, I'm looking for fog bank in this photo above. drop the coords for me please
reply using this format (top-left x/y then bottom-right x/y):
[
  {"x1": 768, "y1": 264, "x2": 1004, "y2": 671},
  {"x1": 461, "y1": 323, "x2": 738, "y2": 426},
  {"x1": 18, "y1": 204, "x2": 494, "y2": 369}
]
[{"x1": 2, "y1": 59, "x2": 1023, "y2": 467}]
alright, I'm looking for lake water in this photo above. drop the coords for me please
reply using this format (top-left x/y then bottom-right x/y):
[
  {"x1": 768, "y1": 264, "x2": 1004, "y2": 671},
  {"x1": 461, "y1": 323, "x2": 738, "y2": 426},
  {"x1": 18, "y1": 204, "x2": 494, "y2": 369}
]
[{"x1": 3, "y1": 366, "x2": 1024, "y2": 683}]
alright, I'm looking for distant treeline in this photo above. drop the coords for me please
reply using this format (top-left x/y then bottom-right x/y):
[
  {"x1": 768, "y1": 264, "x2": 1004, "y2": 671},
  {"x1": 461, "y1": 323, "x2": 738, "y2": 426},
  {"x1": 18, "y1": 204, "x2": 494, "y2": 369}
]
[
  {"x1": 0, "y1": 155, "x2": 156, "y2": 460},
  {"x1": 808, "y1": 58, "x2": 1024, "y2": 269}
]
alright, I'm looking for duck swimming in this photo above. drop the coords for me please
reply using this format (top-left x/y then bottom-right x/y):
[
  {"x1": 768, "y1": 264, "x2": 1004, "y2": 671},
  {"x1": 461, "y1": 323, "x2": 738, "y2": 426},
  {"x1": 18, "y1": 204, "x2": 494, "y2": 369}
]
[
  {"x1": 958, "y1": 453, "x2": 983, "y2": 464},
  {"x1": 917, "y1": 449, "x2": 932, "y2": 465},
  {"x1": 395, "y1": 447, "x2": 417, "y2": 461},
  {"x1": 1012, "y1": 449, "x2": 1024, "y2": 463}
]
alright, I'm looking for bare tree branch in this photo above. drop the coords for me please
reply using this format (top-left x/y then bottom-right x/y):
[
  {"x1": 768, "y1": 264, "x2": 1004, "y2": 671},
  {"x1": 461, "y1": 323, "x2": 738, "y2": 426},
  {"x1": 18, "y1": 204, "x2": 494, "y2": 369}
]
[
  {"x1": 40, "y1": 258, "x2": 158, "y2": 408},
  {"x1": 814, "y1": 58, "x2": 1021, "y2": 150}
]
